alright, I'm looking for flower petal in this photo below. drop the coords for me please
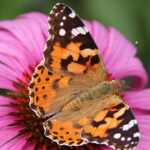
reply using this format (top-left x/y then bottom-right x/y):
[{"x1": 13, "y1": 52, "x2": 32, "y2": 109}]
[
  {"x1": 0, "y1": 97, "x2": 16, "y2": 116},
  {"x1": 0, "y1": 63, "x2": 22, "y2": 81},
  {"x1": 105, "y1": 28, "x2": 148, "y2": 88},
  {"x1": 0, "y1": 54, "x2": 22, "y2": 72},
  {"x1": 5, "y1": 137, "x2": 27, "y2": 150},
  {"x1": 18, "y1": 12, "x2": 48, "y2": 39},
  {"x1": 0, "y1": 78, "x2": 14, "y2": 90},
  {"x1": 125, "y1": 89, "x2": 150, "y2": 110},
  {"x1": 124, "y1": 90, "x2": 150, "y2": 149},
  {"x1": 0, "y1": 127, "x2": 23, "y2": 146},
  {"x1": 135, "y1": 115, "x2": 150, "y2": 150},
  {"x1": 0, "y1": 16, "x2": 46, "y2": 68},
  {"x1": 0, "y1": 25, "x2": 34, "y2": 73},
  {"x1": 112, "y1": 57, "x2": 148, "y2": 89}
]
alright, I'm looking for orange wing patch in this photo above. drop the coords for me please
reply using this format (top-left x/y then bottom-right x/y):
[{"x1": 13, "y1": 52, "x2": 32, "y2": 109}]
[
  {"x1": 43, "y1": 119, "x2": 87, "y2": 146},
  {"x1": 81, "y1": 103, "x2": 130, "y2": 144},
  {"x1": 67, "y1": 62, "x2": 86, "y2": 74},
  {"x1": 29, "y1": 64, "x2": 71, "y2": 117},
  {"x1": 46, "y1": 42, "x2": 103, "y2": 75}
]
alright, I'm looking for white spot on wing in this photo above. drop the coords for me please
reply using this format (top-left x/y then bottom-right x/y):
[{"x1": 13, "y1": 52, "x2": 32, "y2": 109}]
[
  {"x1": 62, "y1": 16, "x2": 66, "y2": 20},
  {"x1": 48, "y1": 24, "x2": 51, "y2": 30},
  {"x1": 47, "y1": 35, "x2": 52, "y2": 41},
  {"x1": 50, "y1": 10, "x2": 53, "y2": 15},
  {"x1": 133, "y1": 132, "x2": 140, "y2": 138},
  {"x1": 77, "y1": 27, "x2": 87, "y2": 35},
  {"x1": 113, "y1": 133, "x2": 121, "y2": 139},
  {"x1": 52, "y1": 5, "x2": 57, "y2": 10},
  {"x1": 60, "y1": 22, "x2": 64, "y2": 26},
  {"x1": 122, "y1": 120, "x2": 137, "y2": 131},
  {"x1": 60, "y1": 9, "x2": 64, "y2": 13},
  {"x1": 59, "y1": 28, "x2": 66, "y2": 36},
  {"x1": 121, "y1": 137, "x2": 125, "y2": 141},
  {"x1": 69, "y1": 11, "x2": 76, "y2": 18},
  {"x1": 56, "y1": 3, "x2": 61, "y2": 6},
  {"x1": 71, "y1": 26, "x2": 88, "y2": 38},
  {"x1": 110, "y1": 145, "x2": 116, "y2": 150},
  {"x1": 125, "y1": 144, "x2": 129, "y2": 148},
  {"x1": 48, "y1": 17, "x2": 51, "y2": 22},
  {"x1": 127, "y1": 137, "x2": 132, "y2": 141},
  {"x1": 131, "y1": 141, "x2": 135, "y2": 145},
  {"x1": 55, "y1": 13, "x2": 59, "y2": 16},
  {"x1": 71, "y1": 28, "x2": 79, "y2": 36}
]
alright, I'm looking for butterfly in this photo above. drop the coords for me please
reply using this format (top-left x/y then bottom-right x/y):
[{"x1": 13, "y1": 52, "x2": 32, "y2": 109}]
[{"x1": 28, "y1": 3, "x2": 140, "y2": 150}]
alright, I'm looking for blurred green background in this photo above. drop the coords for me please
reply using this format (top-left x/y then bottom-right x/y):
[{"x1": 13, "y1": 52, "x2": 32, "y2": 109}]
[{"x1": 0, "y1": 0, "x2": 150, "y2": 78}]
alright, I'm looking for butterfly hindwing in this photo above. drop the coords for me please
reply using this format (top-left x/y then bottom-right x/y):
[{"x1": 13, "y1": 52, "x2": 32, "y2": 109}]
[
  {"x1": 42, "y1": 94, "x2": 122, "y2": 146},
  {"x1": 82, "y1": 101, "x2": 140, "y2": 150},
  {"x1": 43, "y1": 94, "x2": 140, "y2": 149}
]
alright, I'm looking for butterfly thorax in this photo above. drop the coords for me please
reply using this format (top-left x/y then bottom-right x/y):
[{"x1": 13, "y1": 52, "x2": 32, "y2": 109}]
[{"x1": 62, "y1": 80, "x2": 125, "y2": 112}]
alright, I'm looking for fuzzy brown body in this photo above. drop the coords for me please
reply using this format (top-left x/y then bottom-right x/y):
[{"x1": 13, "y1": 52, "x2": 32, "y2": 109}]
[{"x1": 62, "y1": 80, "x2": 124, "y2": 112}]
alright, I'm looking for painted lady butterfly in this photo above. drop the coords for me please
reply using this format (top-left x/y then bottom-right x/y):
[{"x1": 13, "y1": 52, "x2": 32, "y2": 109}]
[{"x1": 29, "y1": 3, "x2": 140, "y2": 150}]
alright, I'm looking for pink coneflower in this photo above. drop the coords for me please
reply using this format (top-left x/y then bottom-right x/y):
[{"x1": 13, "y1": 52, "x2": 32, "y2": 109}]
[{"x1": 0, "y1": 12, "x2": 149, "y2": 150}]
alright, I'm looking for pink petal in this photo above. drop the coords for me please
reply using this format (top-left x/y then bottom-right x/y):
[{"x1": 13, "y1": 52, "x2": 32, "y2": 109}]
[
  {"x1": 0, "y1": 28, "x2": 34, "y2": 72},
  {"x1": 0, "y1": 127, "x2": 23, "y2": 146},
  {"x1": 0, "y1": 40, "x2": 29, "y2": 77},
  {"x1": 0, "y1": 54, "x2": 23, "y2": 74},
  {"x1": 104, "y1": 28, "x2": 135, "y2": 67},
  {"x1": 0, "y1": 18, "x2": 45, "y2": 67},
  {"x1": 0, "y1": 98, "x2": 19, "y2": 131},
  {"x1": 0, "y1": 116, "x2": 16, "y2": 130},
  {"x1": 15, "y1": 18, "x2": 45, "y2": 61},
  {"x1": 0, "y1": 96, "x2": 12, "y2": 105},
  {"x1": 18, "y1": 12, "x2": 48, "y2": 39},
  {"x1": 0, "y1": 78, "x2": 14, "y2": 90},
  {"x1": 7, "y1": 137, "x2": 27, "y2": 150},
  {"x1": 125, "y1": 89, "x2": 150, "y2": 110},
  {"x1": 135, "y1": 115, "x2": 150, "y2": 150},
  {"x1": 0, "y1": 64, "x2": 22, "y2": 81},
  {"x1": 124, "y1": 90, "x2": 150, "y2": 149},
  {"x1": 0, "y1": 105, "x2": 14, "y2": 116},
  {"x1": 105, "y1": 28, "x2": 148, "y2": 88},
  {"x1": 113, "y1": 58, "x2": 148, "y2": 89},
  {"x1": 0, "y1": 97, "x2": 16, "y2": 116}
]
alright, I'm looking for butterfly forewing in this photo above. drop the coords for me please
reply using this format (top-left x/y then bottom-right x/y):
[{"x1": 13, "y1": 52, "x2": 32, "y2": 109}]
[{"x1": 44, "y1": 3, "x2": 106, "y2": 78}]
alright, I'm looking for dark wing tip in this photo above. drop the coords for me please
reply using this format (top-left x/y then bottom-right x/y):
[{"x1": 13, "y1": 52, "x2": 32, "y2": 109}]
[{"x1": 49, "y1": 3, "x2": 73, "y2": 16}]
